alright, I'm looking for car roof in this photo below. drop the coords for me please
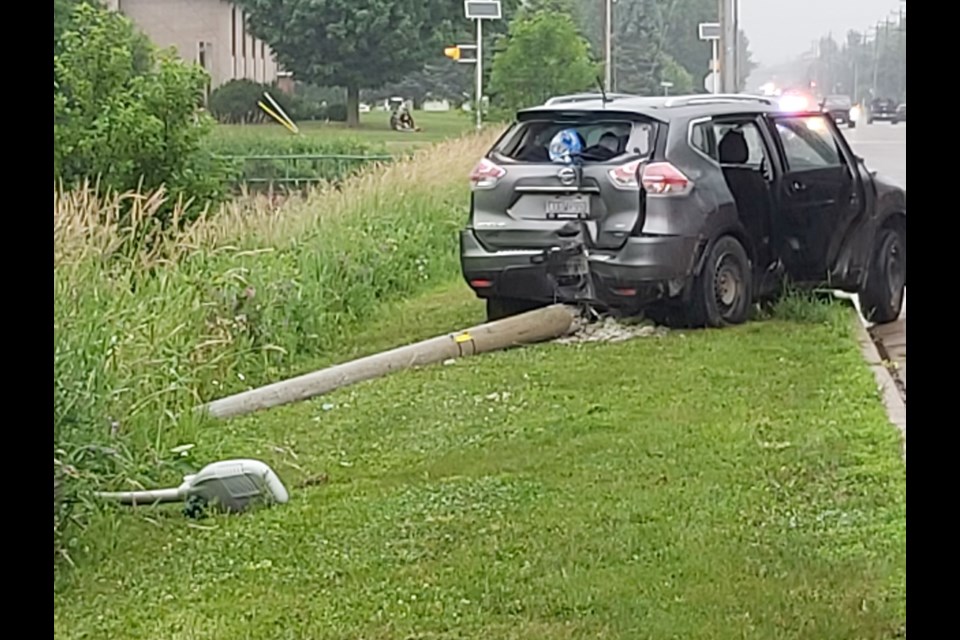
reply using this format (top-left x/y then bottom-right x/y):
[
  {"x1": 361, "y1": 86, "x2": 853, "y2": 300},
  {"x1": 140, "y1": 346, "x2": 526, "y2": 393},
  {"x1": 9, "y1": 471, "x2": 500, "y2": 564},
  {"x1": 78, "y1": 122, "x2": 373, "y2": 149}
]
[{"x1": 518, "y1": 93, "x2": 783, "y2": 123}]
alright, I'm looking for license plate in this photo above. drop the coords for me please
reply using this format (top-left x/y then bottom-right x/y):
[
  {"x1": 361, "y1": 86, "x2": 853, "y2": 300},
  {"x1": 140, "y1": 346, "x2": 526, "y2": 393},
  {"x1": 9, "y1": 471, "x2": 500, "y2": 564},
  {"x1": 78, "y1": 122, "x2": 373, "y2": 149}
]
[{"x1": 545, "y1": 197, "x2": 590, "y2": 219}]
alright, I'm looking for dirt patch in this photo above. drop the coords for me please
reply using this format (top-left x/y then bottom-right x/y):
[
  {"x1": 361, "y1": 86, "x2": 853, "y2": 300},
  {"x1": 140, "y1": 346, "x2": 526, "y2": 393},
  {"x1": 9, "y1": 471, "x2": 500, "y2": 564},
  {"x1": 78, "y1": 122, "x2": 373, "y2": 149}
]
[{"x1": 555, "y1": 315, "x2": 667, "y2": 345}]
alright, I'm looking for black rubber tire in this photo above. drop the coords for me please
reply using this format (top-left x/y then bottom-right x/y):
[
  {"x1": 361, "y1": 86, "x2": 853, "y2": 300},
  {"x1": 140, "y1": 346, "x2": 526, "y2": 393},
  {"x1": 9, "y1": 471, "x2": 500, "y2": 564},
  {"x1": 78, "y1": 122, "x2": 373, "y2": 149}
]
[
  {"x1": 859, "y1": 227, "x2": 906, "y2": 324},
  {"x1": 684, "y1": 236, "x2": 754, "y2": 328},
  {"x1": 485, "y1": 297, "x2": 540, "y2": 322}
]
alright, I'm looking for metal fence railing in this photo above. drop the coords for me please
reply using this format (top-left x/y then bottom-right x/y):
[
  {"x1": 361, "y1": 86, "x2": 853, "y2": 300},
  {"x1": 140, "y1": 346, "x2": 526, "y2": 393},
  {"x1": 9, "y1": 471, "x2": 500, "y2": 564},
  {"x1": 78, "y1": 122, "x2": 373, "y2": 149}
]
[{"x1": 216, "y1": 153, "x2": 395, "y2": 191}]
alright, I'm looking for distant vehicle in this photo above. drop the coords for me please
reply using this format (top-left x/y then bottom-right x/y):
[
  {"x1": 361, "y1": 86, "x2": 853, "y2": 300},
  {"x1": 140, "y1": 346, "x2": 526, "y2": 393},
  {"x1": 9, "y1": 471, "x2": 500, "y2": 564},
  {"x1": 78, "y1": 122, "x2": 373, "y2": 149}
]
[
  {"x1": 892, "y1": 102, "x2": 906, "y2": 124},
  {"x1": 460, "y1": 93, "x2": 906, "y2": 328},
  {"x1": 868, "y1": 98, "x2": 898, "y2": 124},
  {"x1": 820, "y1": 95, "x2": 857, "y2": 128}
]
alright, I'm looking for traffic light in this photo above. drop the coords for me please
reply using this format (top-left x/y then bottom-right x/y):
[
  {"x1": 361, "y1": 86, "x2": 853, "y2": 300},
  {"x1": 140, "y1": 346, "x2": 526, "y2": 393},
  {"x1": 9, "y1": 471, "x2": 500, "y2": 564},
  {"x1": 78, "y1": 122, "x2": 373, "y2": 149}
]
[{"x1": 444, "y1": 46, "x2": 461, "y2": 61}]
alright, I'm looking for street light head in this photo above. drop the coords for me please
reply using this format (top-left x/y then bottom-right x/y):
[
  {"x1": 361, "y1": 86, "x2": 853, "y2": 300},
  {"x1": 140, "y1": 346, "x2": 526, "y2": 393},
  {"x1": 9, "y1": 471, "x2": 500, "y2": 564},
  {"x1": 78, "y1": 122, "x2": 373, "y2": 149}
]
[{"x1": 444, "y1": 46, "x2": 461, "y2": 61}]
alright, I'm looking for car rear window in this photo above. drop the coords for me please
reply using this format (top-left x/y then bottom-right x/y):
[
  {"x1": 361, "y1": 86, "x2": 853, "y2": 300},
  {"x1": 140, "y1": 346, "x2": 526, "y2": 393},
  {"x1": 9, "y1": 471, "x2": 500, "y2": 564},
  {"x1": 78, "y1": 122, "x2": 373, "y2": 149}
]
[{"x1": 492, "y1": 117, "x2": 655, "y2": 164}]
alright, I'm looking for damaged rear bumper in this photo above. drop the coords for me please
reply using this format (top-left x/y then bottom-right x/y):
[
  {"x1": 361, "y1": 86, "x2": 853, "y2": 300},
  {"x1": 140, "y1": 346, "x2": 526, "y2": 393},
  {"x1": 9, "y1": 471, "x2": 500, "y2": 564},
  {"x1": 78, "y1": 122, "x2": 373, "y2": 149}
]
[{"x1": 460, "y1": 229, "x2": 700, "y2": 309}]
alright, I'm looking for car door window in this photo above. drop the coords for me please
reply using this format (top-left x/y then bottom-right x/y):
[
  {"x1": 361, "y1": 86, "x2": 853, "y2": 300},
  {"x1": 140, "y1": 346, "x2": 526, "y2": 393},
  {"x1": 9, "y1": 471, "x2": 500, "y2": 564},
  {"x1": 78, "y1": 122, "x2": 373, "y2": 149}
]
[
  {"x1": 714, "y1": 122, "x2": 767, "y2": 167},
  {"x1": 774, "y1": 116, "x2": 843, "y2": 170}
]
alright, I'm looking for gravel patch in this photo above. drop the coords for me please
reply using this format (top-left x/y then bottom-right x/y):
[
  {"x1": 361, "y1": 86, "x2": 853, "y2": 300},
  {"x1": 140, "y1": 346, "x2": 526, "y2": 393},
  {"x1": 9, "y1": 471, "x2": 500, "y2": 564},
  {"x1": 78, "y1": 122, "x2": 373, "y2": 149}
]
[{"x1": 555, "y1": 315, "x2": 668, "y2": 344}]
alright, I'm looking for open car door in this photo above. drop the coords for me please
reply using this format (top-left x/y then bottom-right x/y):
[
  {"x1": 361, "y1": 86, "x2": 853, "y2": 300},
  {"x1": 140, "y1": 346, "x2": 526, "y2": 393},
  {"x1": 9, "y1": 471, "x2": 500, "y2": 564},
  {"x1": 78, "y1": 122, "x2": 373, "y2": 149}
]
[{"x1": 766, "y1": 113, "x2": 867, "y2": 287}]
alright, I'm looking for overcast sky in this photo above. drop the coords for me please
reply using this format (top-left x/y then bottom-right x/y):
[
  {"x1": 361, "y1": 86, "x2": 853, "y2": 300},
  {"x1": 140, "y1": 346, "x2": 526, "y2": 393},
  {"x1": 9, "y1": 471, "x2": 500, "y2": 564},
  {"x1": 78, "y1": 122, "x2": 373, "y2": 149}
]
[{"x1": 740, "y1": 0, "x2": 905, "y2": 66}]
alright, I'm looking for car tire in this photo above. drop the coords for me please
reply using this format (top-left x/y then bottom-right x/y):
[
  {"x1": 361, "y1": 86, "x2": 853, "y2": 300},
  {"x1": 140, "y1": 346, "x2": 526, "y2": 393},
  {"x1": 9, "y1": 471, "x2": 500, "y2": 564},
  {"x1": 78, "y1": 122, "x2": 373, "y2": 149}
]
[
  {"x1": 859, "y1": 226, "x2": 905, "y2": 324},
  {"x1": 485, "y1": 297, "x2": 539, "y2": 322},
  {"x1": 685, "y1": 235, "x2": 754, "y2": 328}
]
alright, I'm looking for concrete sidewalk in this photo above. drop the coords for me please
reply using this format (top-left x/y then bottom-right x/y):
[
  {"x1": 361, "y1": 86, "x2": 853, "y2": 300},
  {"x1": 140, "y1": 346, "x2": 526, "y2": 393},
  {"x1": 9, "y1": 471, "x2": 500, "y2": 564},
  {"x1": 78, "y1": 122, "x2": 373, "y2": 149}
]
[
  {"x1": 871, "y1": 317, "x2": 906, "y2": 396},
  {"x1": 844, "y1": 291, "x2": 906, "y2": 458}
]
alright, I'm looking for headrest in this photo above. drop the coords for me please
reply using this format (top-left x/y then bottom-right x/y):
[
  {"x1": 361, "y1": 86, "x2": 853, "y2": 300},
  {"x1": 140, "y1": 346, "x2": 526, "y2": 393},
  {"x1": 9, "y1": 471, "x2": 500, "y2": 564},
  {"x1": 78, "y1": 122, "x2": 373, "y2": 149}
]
[{"x1": 718, "y1": 130, "x2": 749, "y2": 164}]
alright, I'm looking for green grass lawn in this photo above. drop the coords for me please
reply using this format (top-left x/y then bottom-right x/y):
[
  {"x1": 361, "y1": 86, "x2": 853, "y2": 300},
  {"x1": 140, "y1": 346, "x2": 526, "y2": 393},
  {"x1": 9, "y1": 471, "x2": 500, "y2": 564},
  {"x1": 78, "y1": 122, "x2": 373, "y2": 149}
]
[
  {"x1": 213, "y1": 110, "x2": 482, "y2": 154},
  {"x1": 53, "y1": 287, "x2": 905, "y2": 640}
]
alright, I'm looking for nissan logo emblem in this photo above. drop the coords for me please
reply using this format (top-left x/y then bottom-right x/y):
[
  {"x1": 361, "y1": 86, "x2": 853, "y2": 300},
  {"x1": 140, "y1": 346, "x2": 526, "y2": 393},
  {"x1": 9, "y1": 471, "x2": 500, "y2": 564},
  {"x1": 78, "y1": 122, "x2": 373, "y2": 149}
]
[{"x1": 557, "y1": 167, "x2": 576, "y2": 185}]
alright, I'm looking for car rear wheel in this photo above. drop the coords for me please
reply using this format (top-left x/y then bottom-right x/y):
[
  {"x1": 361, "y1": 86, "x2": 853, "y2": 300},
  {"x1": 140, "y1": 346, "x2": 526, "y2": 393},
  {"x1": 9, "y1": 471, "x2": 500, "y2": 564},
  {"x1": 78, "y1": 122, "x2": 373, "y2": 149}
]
[
  {"x1": 859, "y1": 227, "x2": 905, "y2": 324},
  {"x1": 485, "y1": 297, "x2": 540, "y2": 322},
  {"x1": 686, "y1": 236, "x2": 754, "y2": 328}
]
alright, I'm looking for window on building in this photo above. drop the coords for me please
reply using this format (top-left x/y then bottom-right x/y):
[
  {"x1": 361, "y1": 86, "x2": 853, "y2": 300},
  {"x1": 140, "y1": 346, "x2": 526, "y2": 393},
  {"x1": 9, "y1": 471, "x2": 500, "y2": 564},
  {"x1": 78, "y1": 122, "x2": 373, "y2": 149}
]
[{"x1": 198, "y1": 42, "x2": 210, "y2": 69}]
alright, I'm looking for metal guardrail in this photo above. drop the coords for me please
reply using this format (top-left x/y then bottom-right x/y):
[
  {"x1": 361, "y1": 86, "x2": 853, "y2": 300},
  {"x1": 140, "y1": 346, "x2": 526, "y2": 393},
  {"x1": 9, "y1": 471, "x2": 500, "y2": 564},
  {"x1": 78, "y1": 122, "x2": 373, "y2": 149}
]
[{"x1": 215, "y1": 153, "x2": 395, "y2": 189}]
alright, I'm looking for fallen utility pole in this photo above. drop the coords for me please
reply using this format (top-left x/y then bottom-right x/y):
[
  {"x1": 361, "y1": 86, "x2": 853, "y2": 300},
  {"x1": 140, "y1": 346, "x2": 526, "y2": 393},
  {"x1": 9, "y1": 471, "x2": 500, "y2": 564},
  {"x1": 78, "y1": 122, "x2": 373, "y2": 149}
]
[{"x1": 199, "y1": 304, "x2": 579, "y2": 421}]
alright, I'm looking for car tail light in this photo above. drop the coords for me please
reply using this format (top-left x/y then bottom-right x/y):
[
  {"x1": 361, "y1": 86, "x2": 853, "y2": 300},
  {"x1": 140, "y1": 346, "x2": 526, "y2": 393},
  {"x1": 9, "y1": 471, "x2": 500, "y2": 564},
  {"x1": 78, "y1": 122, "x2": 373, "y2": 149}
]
[
  {"x1": 607, "y1": 160, "x2": 642, "y2": 189},
  {"x1": 469, "y1": 158, "x2": 506, "y2": 189},
  {"x1": 640, "y1": 162, "x2": 693, "y2": 196}
]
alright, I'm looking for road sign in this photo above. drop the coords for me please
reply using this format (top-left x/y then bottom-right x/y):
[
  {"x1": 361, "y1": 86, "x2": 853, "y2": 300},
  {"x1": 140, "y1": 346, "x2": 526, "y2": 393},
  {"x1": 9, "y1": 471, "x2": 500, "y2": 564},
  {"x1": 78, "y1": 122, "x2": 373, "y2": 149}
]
[
  {"x1": 704, "y1": 71, "x2": 719, "y2": 93},
  {"x1": 464, "y1": 0, "x2": 501, "y2": 19},
  {"x1": 699, "y1": 22, "x2": 721, "y2": 41}
]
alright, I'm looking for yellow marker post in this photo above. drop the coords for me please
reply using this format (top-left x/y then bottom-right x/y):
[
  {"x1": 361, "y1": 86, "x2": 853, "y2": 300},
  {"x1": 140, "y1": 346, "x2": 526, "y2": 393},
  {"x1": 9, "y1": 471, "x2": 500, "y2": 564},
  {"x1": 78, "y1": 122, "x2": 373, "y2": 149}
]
[
  {"x1": 263, "y1": 91, "x2": 299, "y2": 133},
  {"x1": 258, "y1": 101, "x2": 297, "y2": 134}
]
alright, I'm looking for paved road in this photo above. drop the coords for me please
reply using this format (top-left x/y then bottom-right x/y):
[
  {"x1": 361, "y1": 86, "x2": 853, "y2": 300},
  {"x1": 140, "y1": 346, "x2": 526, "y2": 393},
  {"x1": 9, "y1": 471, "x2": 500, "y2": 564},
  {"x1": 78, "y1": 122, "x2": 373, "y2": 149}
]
[
  {"x1": 845, "y1": 121, "x2": 907, "y2": 189},
  {"x1": 844, "y1": 121, "x2": 906, "y2": 396}
]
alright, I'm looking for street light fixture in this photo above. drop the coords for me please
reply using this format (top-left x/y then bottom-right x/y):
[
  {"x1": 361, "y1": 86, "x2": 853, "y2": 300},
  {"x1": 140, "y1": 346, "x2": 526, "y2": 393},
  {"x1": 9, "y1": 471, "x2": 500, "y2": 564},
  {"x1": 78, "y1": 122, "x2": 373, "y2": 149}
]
[{"x1": 463, "y1": 1, "x2": 501, "y2": 130}]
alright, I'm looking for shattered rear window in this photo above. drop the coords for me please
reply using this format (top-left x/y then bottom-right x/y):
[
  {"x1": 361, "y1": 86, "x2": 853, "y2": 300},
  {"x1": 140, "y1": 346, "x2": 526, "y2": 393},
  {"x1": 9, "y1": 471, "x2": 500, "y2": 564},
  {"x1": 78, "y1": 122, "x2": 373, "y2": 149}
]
[{"x1": 493, "y1": 117, "x2": 655, "y2": 164}]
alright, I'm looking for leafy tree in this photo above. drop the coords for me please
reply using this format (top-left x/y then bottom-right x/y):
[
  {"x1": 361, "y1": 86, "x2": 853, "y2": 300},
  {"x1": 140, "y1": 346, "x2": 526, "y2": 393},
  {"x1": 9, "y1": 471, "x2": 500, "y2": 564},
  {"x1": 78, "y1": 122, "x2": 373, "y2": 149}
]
[
  {"x1": 611, "y1": 1, "x2": 661, "y2": 94},
  {"x1": 659, "y1": 55, "x2": 694, "y2": 94},
  {"x1": 804, "y1": 15, "x2": 905, "y2": 103},
  {"x1": 488, "y1": 10, "x2": 599, "y2": 114},
  {"x1": 234, "y1": 0, "x2": 471, "y2": 127},
  {"x1": 737, "y1": 30, "x2": 757, "y2": 91},
  {"x1": 54, "y1": 2, "x2": 227, "y2": 218}
]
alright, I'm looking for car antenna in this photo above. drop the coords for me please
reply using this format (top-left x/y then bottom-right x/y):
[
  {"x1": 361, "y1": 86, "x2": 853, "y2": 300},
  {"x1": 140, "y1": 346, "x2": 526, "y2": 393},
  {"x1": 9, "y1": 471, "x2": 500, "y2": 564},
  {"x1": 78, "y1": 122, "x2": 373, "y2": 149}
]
[{"x1": 595, "y1": 76, "x2": 609, "y2": 107}]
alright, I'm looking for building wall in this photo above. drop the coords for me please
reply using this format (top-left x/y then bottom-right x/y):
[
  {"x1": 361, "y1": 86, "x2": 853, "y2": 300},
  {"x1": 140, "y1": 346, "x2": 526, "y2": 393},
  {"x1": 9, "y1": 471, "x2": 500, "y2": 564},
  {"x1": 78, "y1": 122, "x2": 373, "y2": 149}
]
[{"x1": 111, "y1": 0, "x2": 281, "y2": 89}]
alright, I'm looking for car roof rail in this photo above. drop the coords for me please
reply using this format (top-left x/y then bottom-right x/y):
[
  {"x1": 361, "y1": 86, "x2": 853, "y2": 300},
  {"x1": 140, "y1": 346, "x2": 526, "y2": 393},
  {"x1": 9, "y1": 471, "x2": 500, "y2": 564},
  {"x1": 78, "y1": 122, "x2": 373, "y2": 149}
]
[
  {"x1": 663, "y1": 93, "x2": 777, "y2": 108},
  {"x1": 543, "y1": 92, "x2": 638, "y2": 105}
]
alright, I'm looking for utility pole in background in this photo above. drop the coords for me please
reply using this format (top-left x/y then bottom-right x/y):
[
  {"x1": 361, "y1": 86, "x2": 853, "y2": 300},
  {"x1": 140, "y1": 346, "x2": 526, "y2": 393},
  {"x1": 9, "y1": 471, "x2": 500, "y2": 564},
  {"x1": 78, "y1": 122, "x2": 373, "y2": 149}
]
[
  {"x1": 718, "y1": 0, "x2": 738, "y2": 93},
  {"x1": 603, "y1": 0, "x2": 612, "y2": 91},
  {"x1": 897, "y1": 4, "x2": 905, "y2": 101}
]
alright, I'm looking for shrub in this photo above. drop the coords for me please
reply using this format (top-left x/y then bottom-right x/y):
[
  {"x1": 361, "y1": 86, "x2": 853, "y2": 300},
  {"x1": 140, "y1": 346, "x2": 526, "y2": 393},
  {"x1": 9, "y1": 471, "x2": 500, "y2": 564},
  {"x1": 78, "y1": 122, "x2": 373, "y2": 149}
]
[
  {"x1": 208, "y1": 79, "x2": 295, "y2": 124},
  {"x1": 53, "y1": 2, "x2": 229, "y2": 220},
  {"x1": 53, "y1": 131, "x2": 499, "y2": 562},
  {"x1": 288, "y1": 97, "x2": 328, "y2": 121},
  {"x1": 326, "y1": 103, "x2": 349, "y2": 122}
]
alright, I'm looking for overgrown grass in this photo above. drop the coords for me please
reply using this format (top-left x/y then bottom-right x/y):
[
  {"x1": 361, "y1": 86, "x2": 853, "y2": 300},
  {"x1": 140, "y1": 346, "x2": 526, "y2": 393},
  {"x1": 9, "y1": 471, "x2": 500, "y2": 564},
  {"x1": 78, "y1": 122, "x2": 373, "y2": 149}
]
[
  {"x1": 54, "y1": 130, "x2": 500, "y2": 555},
  {"x1": 53, "y1": 284, "x2": 906, "y2": 639},
  {"x1": 204, "y1": 133, "x2": 391, "y2": 191},
  {"x1": 212, "y1": 110, "x2": 479, "y2": 153}
]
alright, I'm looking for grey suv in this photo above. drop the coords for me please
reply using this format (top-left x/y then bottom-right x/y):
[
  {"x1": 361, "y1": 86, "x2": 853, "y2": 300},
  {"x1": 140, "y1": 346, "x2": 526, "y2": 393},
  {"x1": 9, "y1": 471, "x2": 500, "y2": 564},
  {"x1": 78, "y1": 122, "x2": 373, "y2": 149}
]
[{"x1": 460, "y1": 93, "x2": 906, "y2": 327}]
